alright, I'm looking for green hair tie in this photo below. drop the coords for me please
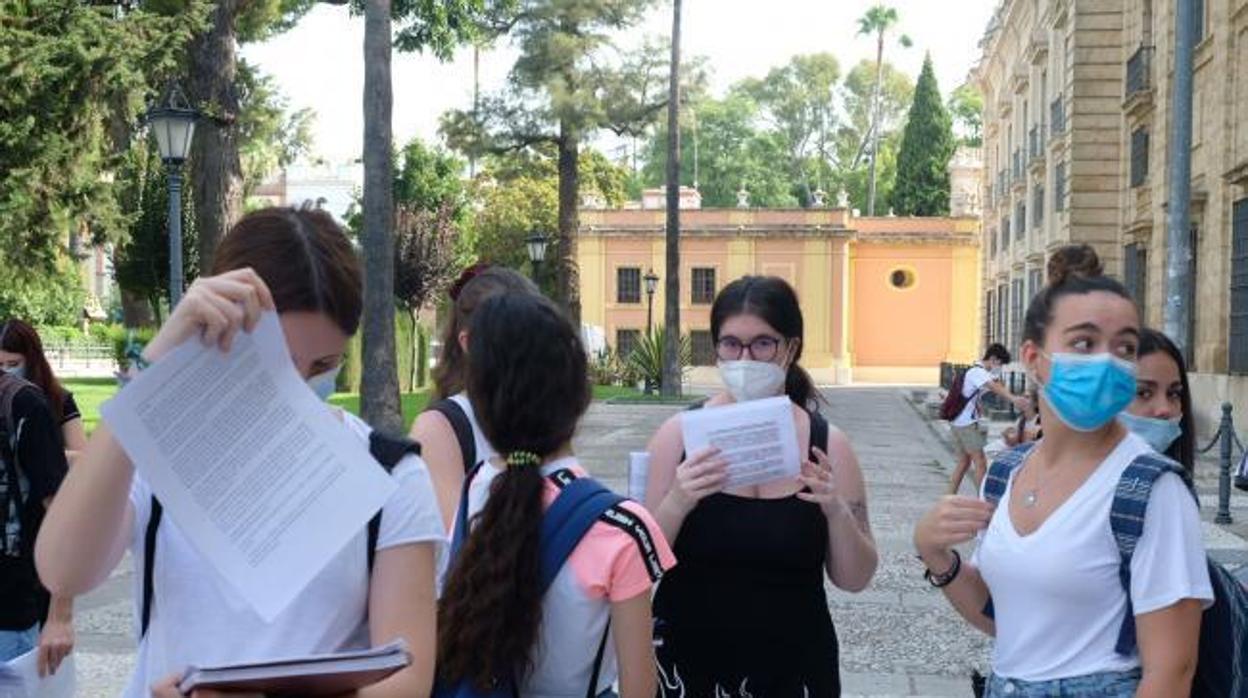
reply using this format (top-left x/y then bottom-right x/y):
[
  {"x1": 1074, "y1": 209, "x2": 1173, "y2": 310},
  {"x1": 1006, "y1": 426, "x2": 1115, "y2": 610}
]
[{"x1": 506, "y1": 451, "x2": 541, "y2": 468}]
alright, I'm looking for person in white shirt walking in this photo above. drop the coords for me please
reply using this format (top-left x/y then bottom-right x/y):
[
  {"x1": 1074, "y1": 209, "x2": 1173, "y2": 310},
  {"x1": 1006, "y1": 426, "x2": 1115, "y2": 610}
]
[{"x1": 948, "y1": 344, "x2": 1031, "y2": 495}]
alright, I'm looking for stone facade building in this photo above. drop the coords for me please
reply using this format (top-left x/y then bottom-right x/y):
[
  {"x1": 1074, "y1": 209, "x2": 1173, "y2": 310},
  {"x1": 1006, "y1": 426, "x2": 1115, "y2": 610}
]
[{"x1": 976, "y1": 0, "x2": 1248, "y2": 430}]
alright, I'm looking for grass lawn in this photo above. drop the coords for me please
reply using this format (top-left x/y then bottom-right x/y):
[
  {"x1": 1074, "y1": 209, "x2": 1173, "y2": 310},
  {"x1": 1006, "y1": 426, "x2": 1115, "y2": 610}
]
[{"x1": 64, "y1": 378, "x2": 643, "y2": 435}]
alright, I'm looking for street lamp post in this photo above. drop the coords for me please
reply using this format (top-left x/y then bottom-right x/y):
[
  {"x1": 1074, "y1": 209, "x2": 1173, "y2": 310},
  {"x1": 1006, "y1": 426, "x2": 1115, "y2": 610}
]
[
  {"x1": 525, "y1": 233, "x2": 549, "y2": 287},
  {"x1": 644, "y1": 269, "x2": 659, "y2": 333},
  {"x1": 144, "y1": 84, "x2": 199, "y2": 308}
]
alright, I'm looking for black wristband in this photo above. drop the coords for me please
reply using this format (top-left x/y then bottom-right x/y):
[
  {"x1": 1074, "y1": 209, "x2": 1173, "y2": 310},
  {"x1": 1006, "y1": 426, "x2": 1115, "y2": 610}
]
[{"x1": 923, "y1": 549, "x2": 962, "y2": 588}]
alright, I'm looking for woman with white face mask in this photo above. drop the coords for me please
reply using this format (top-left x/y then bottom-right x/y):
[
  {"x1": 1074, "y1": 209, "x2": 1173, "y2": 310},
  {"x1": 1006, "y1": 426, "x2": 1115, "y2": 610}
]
[
  {"x1": 1120, "y1": 328, "x2": 1195, "y2": 472},
  {"x1": 643, "y1": 276, "x2": 877, "y2": 697},
  {"x1": 914, "y1": 246, "x2": 1211, "y2": 698}
]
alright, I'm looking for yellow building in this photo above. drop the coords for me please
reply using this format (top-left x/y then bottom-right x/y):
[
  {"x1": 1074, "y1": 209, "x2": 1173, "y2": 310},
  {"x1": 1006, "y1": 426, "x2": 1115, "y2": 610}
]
[{"x1": 576, "y1": 192, "x2": 983, "y2": 386}]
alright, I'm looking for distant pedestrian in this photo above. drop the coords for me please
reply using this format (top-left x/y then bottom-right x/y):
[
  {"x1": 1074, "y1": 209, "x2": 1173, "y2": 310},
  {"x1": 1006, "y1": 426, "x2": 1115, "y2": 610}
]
[
  {"x1": 915, "y1": 246, "x2": 1211, "y2": 697},
  {"x1": 410, "y1": 265, "x2": 538, "y2": 530},
  {"x1": 0, "y1": 368, "x2": 74, "y2": 677},
  {"x1": 644, "y1": 276, "x2": 877, "y2": 697},
  {"x1": 0, "y1": 319, "x2": 88, "y2": 460},
  {"x1": 945, "y1": 344, "x2": 1031, "y2": 494}
]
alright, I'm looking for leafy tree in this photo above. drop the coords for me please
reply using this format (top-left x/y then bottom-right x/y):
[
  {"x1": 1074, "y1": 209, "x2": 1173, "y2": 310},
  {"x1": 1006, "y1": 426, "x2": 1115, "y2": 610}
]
[
  {"x1": 439, "y1": 0, "x2": 666, "y2": 326},
  {"x1": 235, "y1": 61, "x2": 315, "y2": 195},
  {"x1": 0, "y1": 263, "x2": 85, "y2": 327},
  {"x1": 948, "y1": 82, "x2": 984, "y2": 147},
  {"x1": 834, "y1": 59, "x2": 912, "y2": 211},
  {"x1": 732, "y1": 53, "x2": 841, "y2": 205},
  {"x1": 641, "y1": 94, "x2": 797, "y2": 208},
  {"x1": 856, "y1": 3, "x2": 911, "y2": 215},
  {"x1": 112, "y1": 143, "x2": 199, "y2": 324},
  {"x1": 0, "y1": 0, "x2": 206, "y2": 273},
  {"x1": 890, "y1": 54, "x2": 954, "y2": 216},
  {"x1": 393, "y1": 139, "x2": 468, "y2": 219},
  {"x1": 394, "y1": 203, "x2": 460, "y2": 390}
]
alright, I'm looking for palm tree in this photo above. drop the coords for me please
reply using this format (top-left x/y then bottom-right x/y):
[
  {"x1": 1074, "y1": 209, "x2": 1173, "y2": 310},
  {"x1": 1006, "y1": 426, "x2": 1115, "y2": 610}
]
[
  {"x1": 661, "y1": 0, "x2": 683, "y2": 398},
  {"x1": 360, "y1": 0, "x2": 403, "y2": 432},
  {"x1": 857, "y1": 4, "x2": 911, "y2": 216}
]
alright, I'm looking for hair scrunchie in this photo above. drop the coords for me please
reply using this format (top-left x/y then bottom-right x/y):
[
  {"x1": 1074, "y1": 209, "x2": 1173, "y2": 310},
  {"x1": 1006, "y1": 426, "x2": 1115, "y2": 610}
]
[{"x1": 505, "y1": 451, "x2": 541, "y2": 468}]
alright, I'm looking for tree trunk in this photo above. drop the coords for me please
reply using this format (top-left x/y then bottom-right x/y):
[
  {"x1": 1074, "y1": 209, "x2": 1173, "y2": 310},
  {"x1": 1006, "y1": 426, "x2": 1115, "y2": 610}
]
[
  {"x1": 187, "y1": 0, "x2": 244, "y2": 274},
  {"x1": 661, "y1": 0, "x2": 682, "y2": 398},
  {"x1": 866, "y1": 31, "x2": 885, "y2": 216},
  {"x1": 119, "y1": 289, "x2": 155, "y2": 328},
  {"x1": 556, "y1": 126, "x2": 582, "y2": 328},
  {"x1": 408, "y1": 308, "x2": 420, "y2": 392},
  {"x1": 360, "y1": 0, "x2": 403, "y2": 433}
]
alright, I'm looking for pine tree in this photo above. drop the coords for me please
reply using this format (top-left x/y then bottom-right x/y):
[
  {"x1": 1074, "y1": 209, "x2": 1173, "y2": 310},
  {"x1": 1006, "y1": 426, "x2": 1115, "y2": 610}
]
[{"x1": 890, "y1": 54, "x2": 954, "y2": 216}]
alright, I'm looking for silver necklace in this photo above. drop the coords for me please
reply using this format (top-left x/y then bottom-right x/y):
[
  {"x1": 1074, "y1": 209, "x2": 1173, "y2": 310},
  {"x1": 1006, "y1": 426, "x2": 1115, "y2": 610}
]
[{"x1": 1021, "y1": 459, "x2": 1054, "y2": 508}]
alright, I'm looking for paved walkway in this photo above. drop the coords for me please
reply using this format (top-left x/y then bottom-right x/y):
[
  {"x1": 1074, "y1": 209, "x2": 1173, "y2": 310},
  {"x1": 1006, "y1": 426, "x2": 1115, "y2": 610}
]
[{"x1": 68, "y1": 387, "x2": 1247, "y2": 697}]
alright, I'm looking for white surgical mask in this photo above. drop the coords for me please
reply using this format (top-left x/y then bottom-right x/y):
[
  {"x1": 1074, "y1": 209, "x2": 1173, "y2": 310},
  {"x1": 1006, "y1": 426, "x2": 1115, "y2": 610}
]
[
  {"x1": 306, "y1": 365, "x2": 342, "y2": 403},
  {"x1": 718, "y1": 360, "x2": 787, "y2": 403},
  {"x1": 1, "y1": 365, "x2": 24, "y2": 380}
]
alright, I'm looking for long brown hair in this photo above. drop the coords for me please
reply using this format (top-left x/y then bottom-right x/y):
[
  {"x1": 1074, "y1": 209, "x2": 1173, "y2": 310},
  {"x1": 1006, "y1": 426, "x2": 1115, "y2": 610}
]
[
  {"x1": 432, "y1": 266, "x2": 538, "y2": 400},
  {"x1": 211, "y1": 207, "x2": 362, "y2": 336},
  {"x1": 0, "y1": 319, "x2": 66, "y2": 421},
  {"x1": 437, "y1": 293, "x2": 590, "y2": 688}
]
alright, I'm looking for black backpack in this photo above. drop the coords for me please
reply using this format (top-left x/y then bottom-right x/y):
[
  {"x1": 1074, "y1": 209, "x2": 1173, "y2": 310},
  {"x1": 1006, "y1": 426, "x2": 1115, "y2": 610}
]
[
  {"x1": 139, "y1": 430, "x2": 421, "y2": 636},
  {"x1": 427, "y1": 398, "x2": 478, "y2": 473},
  {"x1": 1, "y1": 372, "x2": 36, "y2": 558}
]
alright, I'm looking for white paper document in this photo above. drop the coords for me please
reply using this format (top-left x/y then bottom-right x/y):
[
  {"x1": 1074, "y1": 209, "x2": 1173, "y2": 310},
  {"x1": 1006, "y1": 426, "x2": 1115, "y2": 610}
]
[
  {"x1": 102, "y1": 312, "x2": 397, "y2": 621},
  {"x1": 0, "y1": 651, "x2": 75, "y2": 698},
  {"x1": 680, "y1": 396, "x2": 801, "y2": 489}
]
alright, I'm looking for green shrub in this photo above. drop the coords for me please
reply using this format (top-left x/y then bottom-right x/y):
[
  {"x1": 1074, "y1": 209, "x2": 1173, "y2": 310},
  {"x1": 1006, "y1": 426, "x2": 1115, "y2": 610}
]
[{"x1": 624, "y1": 327, "x2": 691, "y2": 389}]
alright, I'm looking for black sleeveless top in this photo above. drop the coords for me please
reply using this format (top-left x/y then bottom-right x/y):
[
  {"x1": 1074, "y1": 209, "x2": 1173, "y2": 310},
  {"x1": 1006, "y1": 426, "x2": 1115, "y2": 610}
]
[{"x1": 654, "y1": 407, "x2": 840, "y2": 697}]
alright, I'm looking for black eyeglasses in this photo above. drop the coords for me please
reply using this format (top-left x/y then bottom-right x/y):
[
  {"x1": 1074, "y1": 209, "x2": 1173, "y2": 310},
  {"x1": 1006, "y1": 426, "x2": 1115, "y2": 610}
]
[{"x1": 716, "y1": 335, "x2": 783, "y2": 362}]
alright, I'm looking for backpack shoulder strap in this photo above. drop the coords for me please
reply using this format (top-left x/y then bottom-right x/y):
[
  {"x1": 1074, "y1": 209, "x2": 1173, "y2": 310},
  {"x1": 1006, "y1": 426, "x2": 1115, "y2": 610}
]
[
  {"x1": 428, "y1": 399, "x2": 477, "y2": 474},
  {"x1": 1108, "y1": 451, "x2": 1195, "y2": 655},
  {"x1": 809, "y1": 410, "x2": 830, "y2": 458},
  {"x1": 537, "y1": 477, "x2": 624, "y2": 594},
  {"x1": 141, "y1": 496, "x2": 163, "y2": 638},
  {"x1": 366, "y1": 431, "x2": 421, "y2": 574},
  {"x1": 983, "y1": 442, "x2": 1037, "y2": 505}
]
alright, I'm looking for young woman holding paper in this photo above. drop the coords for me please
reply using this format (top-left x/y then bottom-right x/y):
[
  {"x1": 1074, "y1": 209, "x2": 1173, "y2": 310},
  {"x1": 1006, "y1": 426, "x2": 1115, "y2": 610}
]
[
  {"x1": 437, "y1": 292, "x2": 675, "y2": 698},
  {"x1": 35, "y1": 208, "x2": 443, "y2": 698},
  {"x1": 913, "y1": 247, "x2": 1210, "y2": 697},
  {"x1": 409, "y1": 265, "x2": 538, "y2": 530},
  {"x1": 644, "y1": 275, "x2": 877, "y2": 697}
]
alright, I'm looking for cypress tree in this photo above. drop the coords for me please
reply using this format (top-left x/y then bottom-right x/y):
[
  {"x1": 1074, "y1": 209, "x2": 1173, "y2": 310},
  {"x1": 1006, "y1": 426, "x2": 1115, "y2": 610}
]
[{"x1": 890, "y1": 54, "x2": 955, "y2": 216}]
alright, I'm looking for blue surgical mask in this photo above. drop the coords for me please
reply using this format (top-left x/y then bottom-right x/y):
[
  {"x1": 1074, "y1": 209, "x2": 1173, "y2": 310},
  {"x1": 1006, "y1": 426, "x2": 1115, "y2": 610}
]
[
  {"x1": 306, "y1": 366, "x2": 341, "y2": 403},
  {"x1": 1039, "y1": 352, "x2": 1137, "y2": 432},
  {"x1": 1119, "y1": 411, "x2": 1183, "y2": 453},
  {"x1": 1, "y1": 365, "x2": 24, "y2": 380}
]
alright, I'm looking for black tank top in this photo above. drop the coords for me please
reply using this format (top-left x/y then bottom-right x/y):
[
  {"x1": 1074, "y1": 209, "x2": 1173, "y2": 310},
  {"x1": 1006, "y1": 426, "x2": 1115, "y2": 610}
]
[{"x1": 654, "y1": 408, "x2": 840, "y2": 697}]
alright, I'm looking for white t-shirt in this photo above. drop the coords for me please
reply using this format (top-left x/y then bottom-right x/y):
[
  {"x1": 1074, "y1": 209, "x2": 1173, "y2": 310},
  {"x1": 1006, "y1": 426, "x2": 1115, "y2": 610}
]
[
  {"x1": 952, "y1": 365, "x2": 994, "y2": 427},
  {"x1": 123, "y1": 411, "x2": 447, "y2": 698},
  {"x1": 449, "y1": 392, "x2": 497, "y2": 468},
  {"x1": 452, "y1": 457, "x2": 676, "y2": 698},
  {"x1": 972, "y1": 433, "x2": 1212, "y2": 682}
]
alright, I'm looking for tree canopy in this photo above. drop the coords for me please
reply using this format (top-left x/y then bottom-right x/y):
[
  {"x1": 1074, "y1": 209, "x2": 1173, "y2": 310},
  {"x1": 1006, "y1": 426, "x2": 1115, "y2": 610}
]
[{"x1": 890, "y1": 54, "x2": 954, "y2": 216}]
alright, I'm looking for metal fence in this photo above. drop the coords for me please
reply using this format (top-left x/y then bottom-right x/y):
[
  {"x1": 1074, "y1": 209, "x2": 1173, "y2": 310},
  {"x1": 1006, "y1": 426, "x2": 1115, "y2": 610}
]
[
  {"x1": 1198, "y1": 403, "x2": 1245, "y2": 524},
  {"x1": 43, "y1": 342, "x2": 114, "y2": 370}
]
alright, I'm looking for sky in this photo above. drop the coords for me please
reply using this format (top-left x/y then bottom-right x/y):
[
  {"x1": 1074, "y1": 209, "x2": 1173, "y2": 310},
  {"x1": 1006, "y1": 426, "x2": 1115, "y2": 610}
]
[{"x1": 242, "y1": 0, "x2": 1000, "y2": 164}]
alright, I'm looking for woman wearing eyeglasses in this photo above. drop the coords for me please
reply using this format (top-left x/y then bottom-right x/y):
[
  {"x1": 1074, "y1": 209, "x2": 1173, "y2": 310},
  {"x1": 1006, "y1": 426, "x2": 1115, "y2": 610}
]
[{"x1": 643, "y1": 276, "x2": 877, "y2": 697}]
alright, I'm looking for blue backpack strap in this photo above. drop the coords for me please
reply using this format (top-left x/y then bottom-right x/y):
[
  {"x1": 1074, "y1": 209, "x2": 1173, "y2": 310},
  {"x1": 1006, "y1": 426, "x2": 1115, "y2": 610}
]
[
  {"x1": 448, "y1": 460, "x2": 487, "y2": 568},
  {"x1": 1108, "y1": 451, "x2": 1195, "y2": 655},
  {"x1": 537, "y1": 477, "x2": 624, "y2": 593},
  {"x1": 979, "y1": 442, "x2": 1038, "y2": 620}
]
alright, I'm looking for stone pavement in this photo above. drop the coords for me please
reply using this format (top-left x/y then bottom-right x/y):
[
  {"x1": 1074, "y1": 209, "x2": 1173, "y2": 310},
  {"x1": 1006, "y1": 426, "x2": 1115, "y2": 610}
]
[{"x1": 71, "y1": 387, "x2": 994, "y2": 697}]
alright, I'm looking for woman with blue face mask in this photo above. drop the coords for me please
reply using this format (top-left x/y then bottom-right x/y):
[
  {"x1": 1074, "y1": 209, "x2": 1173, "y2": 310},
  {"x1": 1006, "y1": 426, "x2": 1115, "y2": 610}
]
[
  {"x1": 914, "y1": 245, "x2": 1211, "y2": 698},
  {"x1": 1120, "y1": 329, "x2": 1195, "y2": 472}
]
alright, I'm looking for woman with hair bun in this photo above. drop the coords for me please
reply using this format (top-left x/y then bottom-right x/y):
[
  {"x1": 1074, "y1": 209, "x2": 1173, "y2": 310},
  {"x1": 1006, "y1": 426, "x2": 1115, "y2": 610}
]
[{"x1": 915, "y1": 245, "x2": 1211, "y2": 697}]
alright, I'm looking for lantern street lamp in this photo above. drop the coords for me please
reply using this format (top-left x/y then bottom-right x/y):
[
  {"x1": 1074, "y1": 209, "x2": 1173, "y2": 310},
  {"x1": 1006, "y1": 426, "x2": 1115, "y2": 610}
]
[
  {"x1": 144, "y1": 83, "x2": 200, "y2": 308},
  {"x1": 525, "y1": 233, "x2": 549, "y2": 285},
  {"x1": 644, "y1": 269, "x2": 660, "y2": 333}
]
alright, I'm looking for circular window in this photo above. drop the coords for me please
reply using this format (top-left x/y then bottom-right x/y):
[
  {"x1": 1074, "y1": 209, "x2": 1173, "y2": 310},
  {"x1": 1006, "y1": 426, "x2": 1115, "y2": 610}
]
[{"x1": 889, "y1": 268, "x2": 917, "y2": 290}]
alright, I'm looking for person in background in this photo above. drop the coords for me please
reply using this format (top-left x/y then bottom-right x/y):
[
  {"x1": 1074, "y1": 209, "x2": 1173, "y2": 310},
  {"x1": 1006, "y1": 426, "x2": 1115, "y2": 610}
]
[
  {"x1": 0, "y1": 368, "x2": 74, "y2": 677},
  {"x1": 437, "y1": 292, "x2": 673, "y2": 698},
  {"x1": 0, "y1": 319, "x2": 88, "y2": 460},
  {"x1": 948, "y1": 344, "x2": 1032, "y2": 495},
  {"x1": 915, "y1": 246, "x2": 1210, "y2": 697},
  {"x1": 410, "y1": 265, "x2": 539, "y2": 531},
  {"x1": 1120, "y1": 328, "x2": 1195, "y2": 473},
  {"x1": 36, "y1": 208, "x2": 443, "y2": 698},
  {"x1": 644, "y1": 276, "x2": 876, "y2": 696}
]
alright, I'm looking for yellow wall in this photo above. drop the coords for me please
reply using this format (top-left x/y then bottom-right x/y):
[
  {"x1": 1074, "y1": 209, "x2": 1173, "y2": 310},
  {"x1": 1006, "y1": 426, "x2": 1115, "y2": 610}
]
[{"x1": 579, "y1": 229, "x2": 980, "y2": 385}]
